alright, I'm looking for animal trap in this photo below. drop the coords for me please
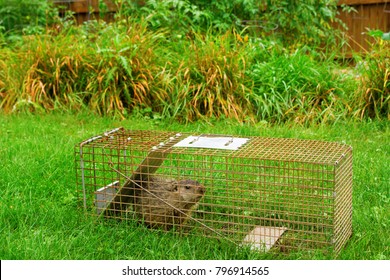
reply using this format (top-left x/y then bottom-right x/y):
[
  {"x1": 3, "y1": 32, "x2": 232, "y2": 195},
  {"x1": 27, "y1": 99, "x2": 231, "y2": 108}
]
[{"x1": 75, "y1": 128, "x2": 353, "y2": 254}]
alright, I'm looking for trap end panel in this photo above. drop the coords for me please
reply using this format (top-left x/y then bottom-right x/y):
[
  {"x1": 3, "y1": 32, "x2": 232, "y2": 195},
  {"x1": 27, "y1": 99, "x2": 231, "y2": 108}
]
[{"x1": 95, "y1": 181, "x2": 120, "y2": 215}]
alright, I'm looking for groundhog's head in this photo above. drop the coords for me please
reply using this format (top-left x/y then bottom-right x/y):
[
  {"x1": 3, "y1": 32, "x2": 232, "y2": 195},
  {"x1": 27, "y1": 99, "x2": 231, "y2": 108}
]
[{"x1": 172, "y1": 179, "x2": 205, "y2": 205}]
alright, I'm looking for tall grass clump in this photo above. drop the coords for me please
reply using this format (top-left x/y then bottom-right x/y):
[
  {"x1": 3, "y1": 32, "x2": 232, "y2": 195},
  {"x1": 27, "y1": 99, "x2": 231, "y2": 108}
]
[
  {"x1": 352, "y1": 31, "x2": 390, "y2": 120},
  {"x1": 246, "y1": 48, "x2": 354, "y2": 125},
  {"x1": 154, "y1": 30, "x2": 254, "y2": 122},
  {"x1": 0, "y1": 31, "x2": 93, "y2": 113},
  {"x1": 80, "y1": 20, "x2": 164, "y2": 116},
  {"x1": 0, "y1": 48, "x2": 27, "y2": 111},
  {"x1": 0, "y1": 20, "x2": 165, "y2": 117}
]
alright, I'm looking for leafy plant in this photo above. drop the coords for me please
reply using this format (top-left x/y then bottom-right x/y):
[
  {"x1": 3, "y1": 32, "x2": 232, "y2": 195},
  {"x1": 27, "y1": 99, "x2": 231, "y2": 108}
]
[
  {"x1": 0, "y1": 0, "x2": 58, "y2": 36},
  {"x1": 114, "y1": 0, "x2": 342, "y2": 48},
  {"x1": 114, "y1": 0, "x2": 210, "y2": 36},
  {"x1": 253, "y1": 0, "x2": 341, "y2": 47},
  {"x1": 188, "y1": 0, "x2": 261, "y2": 31}
]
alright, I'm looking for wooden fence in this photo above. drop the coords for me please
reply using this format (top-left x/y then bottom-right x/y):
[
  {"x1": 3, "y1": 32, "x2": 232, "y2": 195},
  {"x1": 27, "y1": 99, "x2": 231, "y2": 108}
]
[
  {"x1": 337, "y1": 0, "x2": 390, "y2": 53},
  {"x1": 53, "y1": 0, "x2": 118, "y2": 23},
  {"x1": 53, "y1": 0, "x2": 390, "y2": 53}
]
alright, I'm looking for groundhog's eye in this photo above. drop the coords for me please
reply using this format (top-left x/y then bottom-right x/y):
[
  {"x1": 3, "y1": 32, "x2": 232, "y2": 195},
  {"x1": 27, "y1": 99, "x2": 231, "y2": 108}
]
[{"x1": 185, "y1": 186, "x2": 191, "y2": 190}]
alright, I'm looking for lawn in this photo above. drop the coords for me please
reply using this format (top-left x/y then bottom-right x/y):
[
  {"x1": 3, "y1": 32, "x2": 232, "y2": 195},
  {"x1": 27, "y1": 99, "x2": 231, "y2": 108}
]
[{"x1": 0, "y1": 113, "x2": 388, "y2": 260}]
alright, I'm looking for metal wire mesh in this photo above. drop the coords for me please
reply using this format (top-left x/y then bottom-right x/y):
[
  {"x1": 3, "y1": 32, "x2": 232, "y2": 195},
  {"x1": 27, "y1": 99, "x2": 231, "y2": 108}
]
[{"x1": 74, "y1": 127, "x2": 353, "y2": 254}]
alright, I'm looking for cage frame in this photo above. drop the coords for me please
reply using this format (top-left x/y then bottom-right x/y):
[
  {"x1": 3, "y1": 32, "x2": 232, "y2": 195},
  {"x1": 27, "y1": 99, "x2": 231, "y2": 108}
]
[{"x1": 75, "y1": 127, "x2": 353, "y2": 255}]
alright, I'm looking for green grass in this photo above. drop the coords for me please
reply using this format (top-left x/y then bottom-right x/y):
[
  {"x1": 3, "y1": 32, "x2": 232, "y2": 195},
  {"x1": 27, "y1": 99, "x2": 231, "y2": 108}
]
[{"x1": 0, "y1": 113, "x2": 388, "y2": 260}]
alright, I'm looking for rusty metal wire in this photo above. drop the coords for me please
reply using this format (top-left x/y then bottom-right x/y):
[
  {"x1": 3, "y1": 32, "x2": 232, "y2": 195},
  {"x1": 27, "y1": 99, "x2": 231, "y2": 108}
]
[{"x1": 74, "y1": 128, "x2": 353, "y2": 254}]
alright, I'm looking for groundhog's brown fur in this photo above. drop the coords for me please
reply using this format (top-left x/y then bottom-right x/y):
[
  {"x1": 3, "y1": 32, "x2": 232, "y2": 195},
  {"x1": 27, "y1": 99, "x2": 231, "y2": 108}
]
[{"x1": 133, "y1": 176, "x2": 205, "y2": 230}]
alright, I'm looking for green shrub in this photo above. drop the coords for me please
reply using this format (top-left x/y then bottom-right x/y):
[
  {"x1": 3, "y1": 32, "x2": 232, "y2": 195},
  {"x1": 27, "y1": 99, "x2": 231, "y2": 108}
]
[
  {"x1": 246, "y1": 48, "x2": 353, "y2": 124},
  {"x1": 0, "y1": 18, "x2": 371, "y2": 125},
  {"x1": 253, "y1": 0, "x2": 341, "y2": 47},
  {"x1": 0, "y1": 0, "x2": 58, "y2": 36},
  {"x1": 115, "y1": 0, "x2": 341, "y2": 48}
]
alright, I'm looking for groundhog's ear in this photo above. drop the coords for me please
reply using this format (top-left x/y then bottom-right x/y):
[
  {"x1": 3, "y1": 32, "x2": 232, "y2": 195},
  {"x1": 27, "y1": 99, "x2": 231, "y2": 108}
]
[{"x1": 171, "y1": 183, "x2": 178, "y2": 192}]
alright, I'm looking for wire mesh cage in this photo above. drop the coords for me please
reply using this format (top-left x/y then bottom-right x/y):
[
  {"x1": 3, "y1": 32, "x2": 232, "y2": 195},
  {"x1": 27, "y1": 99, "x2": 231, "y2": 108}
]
[{"x1": 74, "y1": 127, "x2": 353, "y2": 254}]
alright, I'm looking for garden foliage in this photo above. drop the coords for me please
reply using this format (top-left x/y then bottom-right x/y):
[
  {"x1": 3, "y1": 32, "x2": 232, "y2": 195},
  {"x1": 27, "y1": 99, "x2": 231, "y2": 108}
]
[{"x1": 0, "y1": 0, "x2": 388, "y2": 123}]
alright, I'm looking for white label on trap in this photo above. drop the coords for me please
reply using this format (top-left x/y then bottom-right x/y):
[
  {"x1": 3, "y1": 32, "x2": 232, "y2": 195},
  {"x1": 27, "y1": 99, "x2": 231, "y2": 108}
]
[{"x1": 174, "y1": 135, "x2": 249, "y2": 150}]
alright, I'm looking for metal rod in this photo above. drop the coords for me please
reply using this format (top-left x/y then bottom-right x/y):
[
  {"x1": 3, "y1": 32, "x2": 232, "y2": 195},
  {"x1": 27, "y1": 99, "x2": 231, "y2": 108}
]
[{"x1": 79, "y1": 148, "x2": 87, "y2": 210}]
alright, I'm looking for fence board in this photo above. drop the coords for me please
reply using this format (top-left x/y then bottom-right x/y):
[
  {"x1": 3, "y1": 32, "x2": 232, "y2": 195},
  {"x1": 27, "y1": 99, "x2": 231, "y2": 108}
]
[
  {"x1": 339, "y1": 0, "x2": 389, "y2": 5},
  {"x1": 336, "y1": 1, "x2": 390, "y2": 54},
  {"x1": 53, "y1": 0, "x2": 117, "y2": 13},
  {"x1": 53, "y1": 0, "x2": 117, "y2": 24}
]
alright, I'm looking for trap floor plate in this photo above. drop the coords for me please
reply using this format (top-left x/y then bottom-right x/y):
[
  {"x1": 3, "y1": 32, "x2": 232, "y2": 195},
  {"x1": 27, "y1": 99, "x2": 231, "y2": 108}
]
[{"x1": 242, "y1": 226, "x2": 287, "y2": 252}]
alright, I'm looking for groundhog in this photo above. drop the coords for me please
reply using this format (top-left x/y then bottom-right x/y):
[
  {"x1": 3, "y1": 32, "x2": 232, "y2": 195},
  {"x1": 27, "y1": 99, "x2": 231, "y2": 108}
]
[{"x1": 133, "y1": 176, "x2": 205, "y2": 230}]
